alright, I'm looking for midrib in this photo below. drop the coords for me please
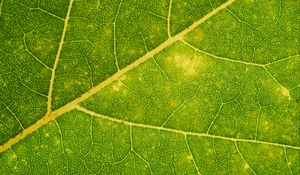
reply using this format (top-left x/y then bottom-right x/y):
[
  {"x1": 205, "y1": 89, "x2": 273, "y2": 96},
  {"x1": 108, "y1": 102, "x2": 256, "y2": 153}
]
[{"x1": 0, "y1": 0, "x2": 236, "y2": 153}]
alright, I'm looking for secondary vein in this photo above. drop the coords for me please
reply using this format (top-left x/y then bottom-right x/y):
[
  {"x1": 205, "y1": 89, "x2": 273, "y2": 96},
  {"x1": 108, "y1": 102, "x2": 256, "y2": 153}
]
[
  {"x1": 76, "y1": 106, "x2": 300, "y2": 151},
  {"x1": 47, "y1": 0, "x2": 74, "y2": 115}
]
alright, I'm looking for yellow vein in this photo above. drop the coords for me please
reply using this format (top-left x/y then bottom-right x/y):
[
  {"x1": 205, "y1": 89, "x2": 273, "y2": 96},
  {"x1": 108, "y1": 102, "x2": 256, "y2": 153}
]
[
  {"x1": 181, "y1": 39, "x2": 265, "y2": 67},
  {"x1": 113, "y1": 0, "x2": 123, "y2": 71},
  {"x1": 76, "y1": 106, "x2": 300, "y2": 151},
  {"x1": 47, "y1": 0, "x2": 74, "y2": 115},
  {"x1": 167, "y1": 0, "x2": 173, "y2": 38},
  {"x1": 0, "y1": 0, "x2": 236, "y2": 153}
]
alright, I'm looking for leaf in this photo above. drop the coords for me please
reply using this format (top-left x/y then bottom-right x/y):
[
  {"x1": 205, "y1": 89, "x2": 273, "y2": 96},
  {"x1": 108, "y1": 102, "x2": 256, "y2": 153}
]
[{"x1": 0, "y1": 0, "x2": 299, "y2": 174}]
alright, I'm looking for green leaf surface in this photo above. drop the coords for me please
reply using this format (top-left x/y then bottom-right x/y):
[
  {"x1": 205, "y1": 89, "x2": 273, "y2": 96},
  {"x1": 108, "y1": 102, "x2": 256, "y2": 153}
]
[{"x1": 0, "y1": 0, "x2": 299, "y2": 174}]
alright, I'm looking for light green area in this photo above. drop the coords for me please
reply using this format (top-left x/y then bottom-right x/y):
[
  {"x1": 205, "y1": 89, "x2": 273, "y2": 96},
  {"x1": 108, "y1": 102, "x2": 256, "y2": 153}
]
[{"x1": 0, "y1": 0, "x2": 299, "y2": 174}]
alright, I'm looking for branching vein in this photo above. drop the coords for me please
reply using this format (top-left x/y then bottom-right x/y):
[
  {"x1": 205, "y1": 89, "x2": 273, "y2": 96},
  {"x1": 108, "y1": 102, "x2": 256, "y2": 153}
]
[
  {"x1": 181, "y1": 40, "x2": 265, "y2": 67},
  {"x1": 47, "y1": 0, "x2": 74, "y2": 115},
  {"x1": 113, "y1": 0, "x2": 123, "y2": 71},
  {"x1": 0, "y1": 0, "x2": 237, "y2": 153},
  {"x1": 167, "y1": 0, "x2": 173, "y2": 38},
  {"x1": 75, "y1": 106, "x2": 300, "y2": 151}
]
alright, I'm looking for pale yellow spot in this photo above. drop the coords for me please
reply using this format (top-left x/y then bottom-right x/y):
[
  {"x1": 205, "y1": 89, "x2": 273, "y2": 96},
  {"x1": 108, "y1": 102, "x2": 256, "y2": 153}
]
[
  {"x1": 104, "y1": 29, "x2": 112, "y2": 37},
  {"x1": 288, "y1": 162, "x2": 292, "y2": 166},
  {"x1": 35, "y1": 45, "x2": 42, "y2": 50},
  {"x1": 277, "y1": 87, "x2": 290, "y2": 98},
  {"x1": 112, "y1": 80, "x2": 123, "y2": 91},
  {"x1": 54, "y1": 139, "x2": 60, "y2": 144},
  {"x1": 10, "y1": 154, "x2": 17, "y2": 160},
  {"x1": 286, "y1": 47, "x2": 298, "y2": 55},
  {"x1": 252, "y1": 14, "x2": 257, "y2": 20},
  {"x1": 44, "y1": 133, "x2": 49, "y2": 137},
  {"x1": 262, "y1": 121, "x2": 271, "y2": 131},
  {"x1": 65, "y1": 148, "x2": 72, "y2": 154},
  {"x1": 168, "y1": 99, "x2": 181, "y2": 109},
  {"x1": 244, "y1": 164, "x2": 250, "y2": 170},
  {"x1": 267, "y1": 151, "x2": 274, "y2": 157},
  {"x1": 170, "y1": 54, "x2": 203, "y2": 76},
  {"x1": 187, "y1": 154, "x2": 193, "y2": 160},
  {"x1": 149, "y1": 34, "x2": 155, "y2": 40},
  {"x1": 282, "y1": 134, "x2": 291, "y2": 140},
  {"x1": 246, "y1": 111, "x2": 258, "y2": 116},
  {"x1": 87, "y1": 24, "x2": 94, "y2": 29},
  {"x1": 122, "y1": 89, "x2": 128, "y2": 95},
  {"x1": 105, "y1": 121, "x2": 112, "y2": 126},
  {"x1": 281, "y1": 88, "x2": 290, "y2": 97},
  {"x1": 129, "y1": 49, "x2": 137, "y2": 55},
  {"x1": 207, "y1": 148, "x2": 213, "y2": 153},
  {"x1": 285, "y1": 24, "x2": 292, "y2": 32}
]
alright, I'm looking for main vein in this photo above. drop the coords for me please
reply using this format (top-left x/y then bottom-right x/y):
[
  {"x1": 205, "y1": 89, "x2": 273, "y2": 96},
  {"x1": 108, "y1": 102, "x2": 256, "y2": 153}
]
[
  {"x1": 0, "y1": 0, "x2": 236, "y2": 153},
  {"x1": 47, "y1": 0, "x2": 74, "y2": 115}
]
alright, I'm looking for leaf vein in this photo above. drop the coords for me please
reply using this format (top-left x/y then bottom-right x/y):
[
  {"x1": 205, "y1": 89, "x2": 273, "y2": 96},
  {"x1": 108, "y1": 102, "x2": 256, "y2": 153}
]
[
  {"x1": 167, "y1": 0, "x2": 173, "y2": 38},
  {"x1": 235, "y1": 141, "x2": 257, "y2": 175},
  {"x1": 185, "y1": 135, "x2": 202, "y2": 175},
  {"x1": 75, "y1": 106, "x2": 300, "y2": 151},
  {"x1": 47, "y1": 0, "x2": 74, "y2": 115}
]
